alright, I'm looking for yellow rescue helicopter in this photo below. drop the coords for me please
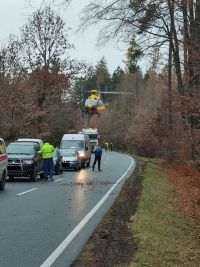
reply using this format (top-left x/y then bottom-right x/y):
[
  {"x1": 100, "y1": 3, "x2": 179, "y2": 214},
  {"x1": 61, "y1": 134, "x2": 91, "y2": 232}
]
[
  {"x1": 84, "y1": 89, "x2": 133, "y2": 117},
  {"x1": 84, "y1": 90, "x2": 106, "y2": 116}
]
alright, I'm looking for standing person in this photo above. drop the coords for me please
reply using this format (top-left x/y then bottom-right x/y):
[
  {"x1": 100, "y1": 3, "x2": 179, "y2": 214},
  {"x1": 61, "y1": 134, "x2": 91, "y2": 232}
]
[
  {"x1": 109, "y1": 142, "x2": 113, "y2": 151},
  {"x1": 92, "y1": 146, "x2": 103, "y2": 171},
  {"x1": 40, "y1": 142, "x2": 55, "y2": 181},
  {"x1": 105, "y1": 142, "x2": 109, "y2": 151}
]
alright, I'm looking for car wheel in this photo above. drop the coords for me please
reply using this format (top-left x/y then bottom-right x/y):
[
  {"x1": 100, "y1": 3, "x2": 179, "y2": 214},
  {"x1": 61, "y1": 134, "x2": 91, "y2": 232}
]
[
  {"x1": 30, "y1": 166, "x2": 38, "y2": 182},
  {"x1": 8, "y1": 175, "x2": 14, "y2": 181},
  {"x1": 81, "y1": 160, "x2": 85, "y2": 169},
  {"x1": 75, "y1": 164, "x2": 79, "y2": 171},
  {"x1": 40, "y1": 172, "x2": 44, "y2": 179},
  {"x1": 55, "y1": 164, "x2": 59, "y2": 175},
  {"x1": 0, "y1": 172, "x2": 6, "y2": 191},
  {"x1": 86, "y1": 158, "x2": 91, "y2": 167},
  {"x1": 79, "y1": 160, "x2": 82, "y2": 170}
]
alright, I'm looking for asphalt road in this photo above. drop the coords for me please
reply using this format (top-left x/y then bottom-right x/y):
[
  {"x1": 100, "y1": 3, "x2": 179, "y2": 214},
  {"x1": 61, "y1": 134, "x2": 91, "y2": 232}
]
[{"x1": 0, "y1": 151, "x2": 136, "y2": 267}]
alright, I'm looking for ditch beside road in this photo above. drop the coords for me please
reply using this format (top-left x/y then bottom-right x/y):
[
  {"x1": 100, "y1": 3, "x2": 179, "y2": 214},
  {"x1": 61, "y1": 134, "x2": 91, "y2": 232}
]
[{"x1": 72, "y1": 158, "x2": 200, "y2": 267}]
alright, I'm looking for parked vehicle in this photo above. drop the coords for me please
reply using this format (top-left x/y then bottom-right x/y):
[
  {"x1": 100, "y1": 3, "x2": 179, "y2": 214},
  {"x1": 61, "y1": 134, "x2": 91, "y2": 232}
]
[
  {"x1": 60, "y1": 134, "x2": 91, "y2": 168},
  {"x1": 53, "y1": 149, "x2": 63, "y2": 174},
  {"x1": 0, "y1": 138, "x2": 8, "y2": 191},
  {"x1": 7, "y1": 142, "x2": 43, "y2": 181},
  {"x1": 60, "y1": 149, "x2": 82, "y2": 171},
  {"x1": 16, "y1": 138, "x2": 44, "y2": 148},
  {"x1": 80, "y1": 128, "x2": 99, "y2": 152}
]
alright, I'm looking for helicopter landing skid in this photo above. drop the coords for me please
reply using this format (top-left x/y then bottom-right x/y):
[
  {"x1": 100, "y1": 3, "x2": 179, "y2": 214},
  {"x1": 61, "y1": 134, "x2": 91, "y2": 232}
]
[{"x1": 82, "y1": 109, "x2": 101, "y2": 118}]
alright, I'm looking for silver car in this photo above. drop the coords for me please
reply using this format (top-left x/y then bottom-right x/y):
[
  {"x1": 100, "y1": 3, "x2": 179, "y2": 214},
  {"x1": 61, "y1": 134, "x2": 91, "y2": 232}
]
[{"x1": 60, "y1": 149, "x2": 82, "y2": 171}]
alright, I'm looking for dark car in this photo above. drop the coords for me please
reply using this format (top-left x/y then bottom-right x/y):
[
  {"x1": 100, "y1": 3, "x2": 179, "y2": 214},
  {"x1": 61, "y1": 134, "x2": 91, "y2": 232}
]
[
  {"x1": 16, "y1": 138, "x2": 44, "y2": 148},
  {"x1": 53, "y1": 149, "x2": 63, "y2": 175},
  {"x1": 7, "y1": 142, "x2": 43, "y2": 181}
]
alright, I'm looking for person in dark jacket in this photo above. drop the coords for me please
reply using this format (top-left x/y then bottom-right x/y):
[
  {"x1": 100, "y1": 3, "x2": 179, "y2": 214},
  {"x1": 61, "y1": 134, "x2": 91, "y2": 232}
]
[
  {"x1": 109, "y1": 142, "x2": 113, "y2": 151},
  {"x1": 92, "y1": 146, "x2": 103, "y2": 171}
]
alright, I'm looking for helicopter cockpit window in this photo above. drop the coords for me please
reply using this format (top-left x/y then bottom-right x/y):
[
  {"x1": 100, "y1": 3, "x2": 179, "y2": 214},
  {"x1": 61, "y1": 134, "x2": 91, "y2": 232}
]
[{"x1": 85, "y1": 99, "x2": 98, "y2": 107}]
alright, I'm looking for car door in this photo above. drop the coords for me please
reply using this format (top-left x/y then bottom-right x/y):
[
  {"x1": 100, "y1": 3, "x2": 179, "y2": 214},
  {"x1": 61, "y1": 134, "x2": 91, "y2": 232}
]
[
  {"x1": 34, "y1": 144, "x2": 43, "y2": 172},
  {"x1": 57, "y1": 149, "x2": 63, "y2": 171}
]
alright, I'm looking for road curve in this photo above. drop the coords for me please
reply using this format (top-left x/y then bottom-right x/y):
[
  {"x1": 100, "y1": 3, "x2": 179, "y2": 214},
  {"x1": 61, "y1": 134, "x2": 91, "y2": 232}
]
[{"x1": 0, "y1": 151, "x2": 136, "y2": 267}]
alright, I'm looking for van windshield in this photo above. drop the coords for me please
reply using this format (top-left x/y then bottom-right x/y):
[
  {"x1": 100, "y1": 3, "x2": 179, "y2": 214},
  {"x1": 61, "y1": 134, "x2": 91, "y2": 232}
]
[
  {"x1": 88, "y1": 134, "x2": 98, "y2": 139},
  {"x1": 61, "y1": 140, "x2": 84, "y2": 149}
]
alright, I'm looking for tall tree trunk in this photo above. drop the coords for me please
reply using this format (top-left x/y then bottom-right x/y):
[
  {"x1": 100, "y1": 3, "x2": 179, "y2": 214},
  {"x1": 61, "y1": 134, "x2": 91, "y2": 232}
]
[
  {"x1": 182, "y1": 0, "x2": 190, "y2": 92},
  {"x1": 188, "y1": 0, "x2": 196, "y2": 91},
  {"x1": 168, "y1": 24, "x2": 174, "y2": 162},
  {"x1": 168, "y1": 0, "x2": 184, "y2": 95}
]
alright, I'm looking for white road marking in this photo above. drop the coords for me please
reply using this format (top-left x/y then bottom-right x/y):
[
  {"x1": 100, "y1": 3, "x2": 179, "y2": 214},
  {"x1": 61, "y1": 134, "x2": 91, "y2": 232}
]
[
  {"x1": 17, "y1": 188, "x2": 38, "y2": 196},
  {"x1": 40, "y1": 156, "x2": 135, "y2": 267},
  {"x1": 54, "y1": 178, "x2": 66, "y2": 183}
]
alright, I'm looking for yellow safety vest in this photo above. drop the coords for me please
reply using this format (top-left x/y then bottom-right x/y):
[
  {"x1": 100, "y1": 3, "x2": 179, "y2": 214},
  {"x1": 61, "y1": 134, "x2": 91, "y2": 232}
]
[{"x1": 40, "y1": 143, "x2": 54, "y2": 159}]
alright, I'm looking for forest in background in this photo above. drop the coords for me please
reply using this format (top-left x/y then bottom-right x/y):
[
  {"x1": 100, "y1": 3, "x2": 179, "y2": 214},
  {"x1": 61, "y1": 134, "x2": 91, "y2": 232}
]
[{"x1": 0, "y1": 0, "x2": 200, "y2": 169}]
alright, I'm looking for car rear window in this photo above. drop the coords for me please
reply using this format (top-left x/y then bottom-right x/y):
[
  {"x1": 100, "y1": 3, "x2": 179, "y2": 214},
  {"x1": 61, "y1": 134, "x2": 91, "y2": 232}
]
[{"x1": 7, "y1": 144, "x2": 35, "y2": 155}]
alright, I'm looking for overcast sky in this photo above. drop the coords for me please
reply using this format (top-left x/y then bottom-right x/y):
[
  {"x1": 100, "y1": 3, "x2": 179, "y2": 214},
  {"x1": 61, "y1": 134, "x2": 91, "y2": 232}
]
[{"x1": 0, "y1": 0, "x2": 131, "y2": 73}]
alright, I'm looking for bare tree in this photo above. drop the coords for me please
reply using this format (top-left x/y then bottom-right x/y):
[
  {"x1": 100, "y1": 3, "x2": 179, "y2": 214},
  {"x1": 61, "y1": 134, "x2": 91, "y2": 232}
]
[{"x1": 21, "y1": 6, "x2": 74, "y2": 71}]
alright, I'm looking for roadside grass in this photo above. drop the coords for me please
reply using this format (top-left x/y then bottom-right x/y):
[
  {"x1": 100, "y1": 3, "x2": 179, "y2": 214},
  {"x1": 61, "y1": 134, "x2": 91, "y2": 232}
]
[{"x1": 130, "y1": 162, "x2": 200, "y2": 267}]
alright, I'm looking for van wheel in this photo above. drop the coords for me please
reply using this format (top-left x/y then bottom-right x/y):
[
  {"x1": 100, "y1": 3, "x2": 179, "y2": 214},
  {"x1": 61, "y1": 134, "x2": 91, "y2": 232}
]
[
  {"x1": 55, "y1": 164, "x2": 59, "y2": 175},
  {"x1": 75, "y1": 164, "x2": 79, "y2": 171},
  {"x1": 86, "y1": 158, "x2": 91, "y2": 167},
  {"x1": 0, "y1": 172, "x2": 6, "y2": 191},
  {"x1": 31, "y1": 167, "x2": 38, "y2": 182},
  {"x1": 81, "y1": 160, "x2": 85, "y2": 168}
]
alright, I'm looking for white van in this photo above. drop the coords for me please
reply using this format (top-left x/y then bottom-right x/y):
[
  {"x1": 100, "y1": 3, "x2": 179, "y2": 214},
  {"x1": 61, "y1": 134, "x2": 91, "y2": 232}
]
[{"x1": 60, "y1": 134, "x2": 91, "y2": 168}]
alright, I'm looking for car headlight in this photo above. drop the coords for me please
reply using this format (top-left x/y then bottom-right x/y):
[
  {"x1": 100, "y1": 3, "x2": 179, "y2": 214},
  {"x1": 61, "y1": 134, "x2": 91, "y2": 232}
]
[
  {"x1": 78, "y1": 152, "x2": 84, "y2": 157},
  {"x1": 23, "y1": 160, "x2": 33, "y2": 164}
]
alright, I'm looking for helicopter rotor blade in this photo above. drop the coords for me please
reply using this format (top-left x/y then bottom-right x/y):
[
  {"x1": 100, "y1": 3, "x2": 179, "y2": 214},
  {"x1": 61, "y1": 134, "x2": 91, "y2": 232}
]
[
  {"x1": 85, "y1": 90, "x2": 134, "y2": 95},
  {"x1": 100, "y1": 91, "x2": 134, "y2": 95}
]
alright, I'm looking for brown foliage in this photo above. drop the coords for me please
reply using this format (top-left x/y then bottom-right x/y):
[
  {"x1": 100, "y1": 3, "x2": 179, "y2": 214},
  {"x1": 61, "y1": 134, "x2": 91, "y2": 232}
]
[
  {"x1": 167, "y1": 163, "x2": 200, "y2": 221},
  {"x1": 0, "y1": 67, "x2": 80, "y2": 142},
  {"x1": 126, "y1": 72, "x2": 166, "y2": 156}
]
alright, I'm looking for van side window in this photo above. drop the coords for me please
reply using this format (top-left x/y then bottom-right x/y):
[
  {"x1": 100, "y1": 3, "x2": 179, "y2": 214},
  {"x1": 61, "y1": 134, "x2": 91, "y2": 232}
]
[
  {"x1": 78, "y1": 141, "x2": 84, "y2": 149},
  {"x1": 0, "y1": 141, "x2": 6, "y2": 154}
]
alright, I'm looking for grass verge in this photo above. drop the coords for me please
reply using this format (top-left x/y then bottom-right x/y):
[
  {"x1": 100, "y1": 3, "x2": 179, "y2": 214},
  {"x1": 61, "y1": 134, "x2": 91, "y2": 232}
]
[{"x1": 131, "y1": 162, "x2": 200, "y2": 267}]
